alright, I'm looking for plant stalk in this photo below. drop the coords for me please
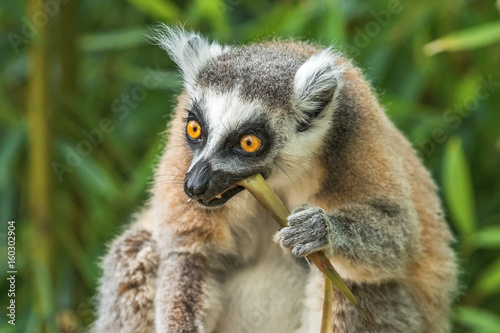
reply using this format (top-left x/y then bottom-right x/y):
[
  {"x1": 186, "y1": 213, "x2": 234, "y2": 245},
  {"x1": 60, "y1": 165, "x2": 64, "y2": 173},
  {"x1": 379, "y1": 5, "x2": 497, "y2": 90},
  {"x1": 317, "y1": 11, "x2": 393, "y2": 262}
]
[
  {"x1": 238, "y1": 173, "x2": 357, "y2": 306},
  {"x1": 238, "y1": 174, "x2": 361, "y2": 332},
  {"x1": 320, "y1": 276, "x2": 334, "y2": 333}
]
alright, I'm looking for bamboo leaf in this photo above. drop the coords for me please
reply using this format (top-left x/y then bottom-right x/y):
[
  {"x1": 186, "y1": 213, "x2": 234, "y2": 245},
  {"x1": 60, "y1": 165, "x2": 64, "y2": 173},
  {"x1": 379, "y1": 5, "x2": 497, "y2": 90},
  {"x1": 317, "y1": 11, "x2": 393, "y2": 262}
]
[
  {"x1": 0, "y1": 323, "x2": 16, "y2": 333},
  {"x1": 475, "y1": 257, "x2": 500, "y2": 296},
  {"x1": 474, "y1": 226, "x2": 500, "y2": 249},
  {"x1": 442, "y1": 136, "x2": 476, "y2": 236},
  {"x1": 126, "y1": 0, "x2": 182, "y2": 22},
  {"x1": 75, "y1": 157, "x2": 118, "y2": 197},
  {"x1": 279, "y1": 1, "x2": 316, "y2": 35},
  {"x1": 79, "y1": 27, "x2": 150, "y2": 52},
  {"x1": 0, "y1": 126, "x2": 24, "y2": 188},
  {"x1": 191, "y1": 0, "x2": 230, "y2": 35},
  {"x1": 425, "y1": 20, "x2": 500, "y2": 55},
  {"x1": 316, "y1": 0, "x2": 345, "y2": 45},
  {"x1": 455, "y1": 306, "x2": 500, "y2": 333}
]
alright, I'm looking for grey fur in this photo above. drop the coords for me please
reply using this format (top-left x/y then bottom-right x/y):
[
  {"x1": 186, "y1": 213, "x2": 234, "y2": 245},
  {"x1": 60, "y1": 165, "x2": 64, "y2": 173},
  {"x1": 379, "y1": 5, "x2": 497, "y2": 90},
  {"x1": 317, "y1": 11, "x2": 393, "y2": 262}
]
[
  {"x1": 197, "y1": 44, "x2": 306, "y2": 109},
  {"x1": 93, "y1": 227, "x2": 158, "y2": 333},
  {"x1": 327, "y1": 200, "x2": 419, "y2": 276},
  {"x1": 276, "y1": 199, "x2": 419, "y2": 278},
  {"x1": 332, "y1": 280, "x2": 424, "y2": 332},
  {"x1": 275, "y1": 204, "x2": 329, "y2": 257}
]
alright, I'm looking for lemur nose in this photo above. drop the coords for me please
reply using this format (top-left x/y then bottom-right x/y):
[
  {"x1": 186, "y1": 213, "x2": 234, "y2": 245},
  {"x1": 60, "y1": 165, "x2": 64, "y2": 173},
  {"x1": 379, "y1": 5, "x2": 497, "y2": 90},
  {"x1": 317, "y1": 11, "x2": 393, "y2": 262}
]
[
  {"x1": 184, "y1": 159, "x2": 211, "y2": 199},
  {"x1": 185, "y1": 179, "x2": 208, "y2": 197}
]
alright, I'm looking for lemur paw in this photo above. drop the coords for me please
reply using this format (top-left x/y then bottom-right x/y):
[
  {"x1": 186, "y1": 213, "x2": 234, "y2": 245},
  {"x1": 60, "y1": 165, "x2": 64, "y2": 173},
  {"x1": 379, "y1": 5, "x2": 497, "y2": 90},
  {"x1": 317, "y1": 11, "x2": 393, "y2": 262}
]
[{"x1": 274, "y1": 204, "x2": 329, "y2": 257}]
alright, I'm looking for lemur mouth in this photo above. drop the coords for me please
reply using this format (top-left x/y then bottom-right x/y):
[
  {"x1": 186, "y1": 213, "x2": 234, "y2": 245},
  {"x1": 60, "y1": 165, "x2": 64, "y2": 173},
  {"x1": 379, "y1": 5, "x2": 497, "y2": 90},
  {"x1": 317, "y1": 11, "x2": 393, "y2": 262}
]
[{"x1": 198, "y1": 183, "x2": 245, "y2": 207}]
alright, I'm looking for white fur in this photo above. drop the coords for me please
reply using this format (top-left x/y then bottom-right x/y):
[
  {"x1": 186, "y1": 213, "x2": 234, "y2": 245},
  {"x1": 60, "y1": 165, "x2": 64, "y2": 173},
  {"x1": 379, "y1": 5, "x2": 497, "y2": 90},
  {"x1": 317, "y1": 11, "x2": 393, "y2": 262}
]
[
  {"x1": 150, "y1": 26, "x2": 228, "y2": 93},
  {"x1": 214, "y1": 179, "x2": 325, "y2": 333},
  {"x1": 215, "y1": 230, "x2": 310, "y2": 333},
  {"x1": 292, "y1": 48, "x2": 345, "y2": 122},
  {"x1": 276, "y1": 102, "x2": 337, "y2": 193},
  {"x1": 213, "y1": 152, "x2": 327, "y2": 333},
  {"x1": 300, "y1": 270, "x2": 327, "y2": 333},
  {"x1": 187, "y1": 88, "x2": 265, "y2": 173},
  {"x1": 266, "y1": 48, "x2": 347, "y2": 186},
  {"x1": 200, "y1": 275, "x2": 224, "y2": 333}
]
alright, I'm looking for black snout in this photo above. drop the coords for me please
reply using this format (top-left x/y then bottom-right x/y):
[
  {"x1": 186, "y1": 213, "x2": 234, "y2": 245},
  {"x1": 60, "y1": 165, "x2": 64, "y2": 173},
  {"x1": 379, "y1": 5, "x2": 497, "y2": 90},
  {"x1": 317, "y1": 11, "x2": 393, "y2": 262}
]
[
  {"x1": 184, "y1": 159, "x2": 247, "y2": 206},
  {"x1": 184, "y1": 159, "x2": 212, "y2": 199}
]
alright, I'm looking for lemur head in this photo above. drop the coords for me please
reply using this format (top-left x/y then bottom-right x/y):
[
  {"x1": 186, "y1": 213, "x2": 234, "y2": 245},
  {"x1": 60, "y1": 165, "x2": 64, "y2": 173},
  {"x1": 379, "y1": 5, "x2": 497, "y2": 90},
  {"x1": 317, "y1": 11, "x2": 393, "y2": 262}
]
[{"x1": 153, "y1": 26, "x2": 345, "y2": 207}]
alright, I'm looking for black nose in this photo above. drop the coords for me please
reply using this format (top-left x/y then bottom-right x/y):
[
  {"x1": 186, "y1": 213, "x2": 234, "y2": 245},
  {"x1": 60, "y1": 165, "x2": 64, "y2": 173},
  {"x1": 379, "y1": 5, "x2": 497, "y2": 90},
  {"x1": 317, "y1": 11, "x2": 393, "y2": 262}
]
[
  {"x1": 184, "y1": 160, "x2": 211, "y2": 199},
  {"x1": 185, "y1": 178, "x2": 208, "y2": 197}
]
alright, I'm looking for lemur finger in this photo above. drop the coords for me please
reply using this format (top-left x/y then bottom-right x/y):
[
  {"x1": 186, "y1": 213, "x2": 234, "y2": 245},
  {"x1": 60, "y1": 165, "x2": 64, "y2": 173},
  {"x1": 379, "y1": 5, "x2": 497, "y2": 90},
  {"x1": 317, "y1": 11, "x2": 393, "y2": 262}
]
[
  {"x1": 292, "y1": 239, "x2": 328, "y2": 257},
  {"x1": 277, "y1": 227, "x2": 305, "y2": 247},
  {"x1": 278, "y1": 225, "x2": 326, "y2": 250},
  {"x1": 274, "y1": 229, "x2": 293, "y2": 252},
  {"x1": 291, "y1": 223, "x2": 327, "y2": 243},
  {"x1": 287, "y1": 207, "x2": 323, "y2": 227}
]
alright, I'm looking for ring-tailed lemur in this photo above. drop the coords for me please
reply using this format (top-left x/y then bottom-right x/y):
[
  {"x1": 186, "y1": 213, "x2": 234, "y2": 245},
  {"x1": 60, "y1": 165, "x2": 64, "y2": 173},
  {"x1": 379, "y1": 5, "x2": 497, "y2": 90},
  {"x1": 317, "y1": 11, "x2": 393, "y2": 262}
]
[{"x1": 93, "y1": 27, "x2": 457, "y2": 333}]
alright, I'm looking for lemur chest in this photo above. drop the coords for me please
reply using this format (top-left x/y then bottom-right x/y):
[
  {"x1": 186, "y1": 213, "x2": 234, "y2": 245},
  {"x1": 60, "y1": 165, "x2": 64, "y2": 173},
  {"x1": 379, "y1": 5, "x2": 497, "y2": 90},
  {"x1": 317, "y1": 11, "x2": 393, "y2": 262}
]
[
  {"x1": 211, "y1": 182, "x2": 315, "y2": 332},
  {"x1": 215, "y1": 239, "x2": 309, "y2": 333}
]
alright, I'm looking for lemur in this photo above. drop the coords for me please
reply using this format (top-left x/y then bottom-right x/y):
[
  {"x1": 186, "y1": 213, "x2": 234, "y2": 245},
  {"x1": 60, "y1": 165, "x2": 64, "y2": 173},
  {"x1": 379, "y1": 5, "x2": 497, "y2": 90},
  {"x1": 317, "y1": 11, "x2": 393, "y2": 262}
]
[{"x1": 93, "y1": 27, "x2": 457, "y2": 333}]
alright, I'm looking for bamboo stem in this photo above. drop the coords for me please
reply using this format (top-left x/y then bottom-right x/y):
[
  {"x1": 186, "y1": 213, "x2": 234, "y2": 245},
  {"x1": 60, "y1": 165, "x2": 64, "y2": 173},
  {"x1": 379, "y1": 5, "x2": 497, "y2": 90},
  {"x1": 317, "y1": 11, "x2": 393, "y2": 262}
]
[
  {"x1": 238, "y1": 174, "x2": 358, "y2": 306},
  {"x1": 238, "y1": 174, "x2": 360, "y2": 333},
  {"x1": 320, "y1": 276, "x2": 334, "y2": 333},
  {"x1": 28, "y1": 0, "x2": 54, "y2": 331}
]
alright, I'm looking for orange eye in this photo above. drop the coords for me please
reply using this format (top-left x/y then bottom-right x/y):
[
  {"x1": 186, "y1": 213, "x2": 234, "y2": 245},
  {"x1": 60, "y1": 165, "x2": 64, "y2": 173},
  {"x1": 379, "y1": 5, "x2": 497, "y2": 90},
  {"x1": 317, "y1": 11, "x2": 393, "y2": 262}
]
[
  {"x1": 240, "y1": 134, "x2": 262, "y2": 153},
  {"x1": 187, "y1": 120, "x2": 202, "y2": 139}
]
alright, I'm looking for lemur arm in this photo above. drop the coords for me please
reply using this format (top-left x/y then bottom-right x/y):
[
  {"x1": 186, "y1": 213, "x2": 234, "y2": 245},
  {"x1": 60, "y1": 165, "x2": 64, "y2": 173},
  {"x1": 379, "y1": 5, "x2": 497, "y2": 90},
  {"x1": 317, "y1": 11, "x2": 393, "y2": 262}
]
[
  {"x1": 275, "y1": 199, "x2": 420, "y2": 282},
  {"x1": 93, "y1": 225, "x2": 158, "y2": 333},
  {"x1": 155, "y1": 251, "x2": 223, "y2": 333},
  {"x1": 93, "y1": 220, "x2": 223, "y2": 333}
]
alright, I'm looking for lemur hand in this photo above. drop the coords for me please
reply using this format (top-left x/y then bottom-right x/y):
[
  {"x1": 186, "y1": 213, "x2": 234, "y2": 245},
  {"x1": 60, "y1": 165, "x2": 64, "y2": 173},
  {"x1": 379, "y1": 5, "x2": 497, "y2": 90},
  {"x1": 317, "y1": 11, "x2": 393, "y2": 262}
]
[{"x1": 274, "y1": 204, "x2": 329, "y2": 257}]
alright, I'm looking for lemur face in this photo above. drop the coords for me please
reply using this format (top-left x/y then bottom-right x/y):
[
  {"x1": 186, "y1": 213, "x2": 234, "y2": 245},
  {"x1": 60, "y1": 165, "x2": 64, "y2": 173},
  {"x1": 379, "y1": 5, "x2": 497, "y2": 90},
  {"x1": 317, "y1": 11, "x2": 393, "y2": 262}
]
[
  {"x1": 153, "y1": 27, "x2": 345, "y2": 207},
  {"x1": 182, "y1": 90, "x2": 278, "y2": 207}
]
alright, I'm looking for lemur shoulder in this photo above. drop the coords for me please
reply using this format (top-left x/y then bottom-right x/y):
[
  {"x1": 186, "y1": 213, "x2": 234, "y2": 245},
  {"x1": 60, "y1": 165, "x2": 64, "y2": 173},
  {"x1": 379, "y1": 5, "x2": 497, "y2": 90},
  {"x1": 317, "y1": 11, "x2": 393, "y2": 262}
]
[{"x1": 93, "y1": 27, "x2": 457, "y2": 333}]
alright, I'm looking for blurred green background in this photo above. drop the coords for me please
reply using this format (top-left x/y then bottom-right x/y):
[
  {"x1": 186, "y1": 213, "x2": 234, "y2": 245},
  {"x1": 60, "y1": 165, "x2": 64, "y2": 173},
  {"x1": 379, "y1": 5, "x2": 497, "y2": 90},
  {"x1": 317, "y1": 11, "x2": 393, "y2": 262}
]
[{"x1": 1, "y1": 0, "x2": 500, "y2": 332}]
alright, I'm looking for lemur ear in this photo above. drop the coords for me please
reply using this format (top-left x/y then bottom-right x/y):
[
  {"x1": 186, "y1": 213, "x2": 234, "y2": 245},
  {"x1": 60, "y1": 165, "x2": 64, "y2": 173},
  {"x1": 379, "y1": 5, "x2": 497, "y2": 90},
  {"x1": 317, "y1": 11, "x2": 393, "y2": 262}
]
[
  {"x1": 151, "y1": 25, "x2": 226, "y2": 89},
  {"x1": 292, "y1": 48, "x2": 342, "y2": 132}
]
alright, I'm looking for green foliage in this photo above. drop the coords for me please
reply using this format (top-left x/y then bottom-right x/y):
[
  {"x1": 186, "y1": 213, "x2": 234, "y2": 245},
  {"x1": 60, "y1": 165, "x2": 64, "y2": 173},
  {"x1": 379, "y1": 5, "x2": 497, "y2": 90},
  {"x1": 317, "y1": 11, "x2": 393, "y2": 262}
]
[
  {"x1": 1, "y1": 0, "x2": 499, "y2": 332},
  {"x1": 455, "y1": 307, "x2": 500, "y2": 333},
  {"x1": 442, "y1": 137, "x2": 476, "y2": 236},
  {"x1": 475, "y1": 257, "x2": 500, "y2": 296},
  {"x1": 425, "y1": 20, "x2": 500, "y2": 55}
]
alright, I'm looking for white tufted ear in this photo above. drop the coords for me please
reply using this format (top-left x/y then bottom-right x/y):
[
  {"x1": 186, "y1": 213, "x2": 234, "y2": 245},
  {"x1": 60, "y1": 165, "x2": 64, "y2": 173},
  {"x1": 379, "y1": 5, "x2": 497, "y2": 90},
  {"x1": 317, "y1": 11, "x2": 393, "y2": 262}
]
[
  {"x1": 150, "y1": 25, "x2": 227, "y2": 90},
  {"x1": 292, "y1": 48, "x2": 344, "y2": 131}
]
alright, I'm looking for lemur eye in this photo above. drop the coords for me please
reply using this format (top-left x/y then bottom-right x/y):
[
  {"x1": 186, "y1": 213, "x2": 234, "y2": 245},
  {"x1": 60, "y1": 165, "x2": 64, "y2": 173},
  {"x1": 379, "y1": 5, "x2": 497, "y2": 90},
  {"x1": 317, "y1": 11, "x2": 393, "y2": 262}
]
[
  {"x1": 187, "y1": 120, "x2": 202, "y2": 140},
  {"x1": 240, "y1": 135, "x2": 262, "y2": 153}
]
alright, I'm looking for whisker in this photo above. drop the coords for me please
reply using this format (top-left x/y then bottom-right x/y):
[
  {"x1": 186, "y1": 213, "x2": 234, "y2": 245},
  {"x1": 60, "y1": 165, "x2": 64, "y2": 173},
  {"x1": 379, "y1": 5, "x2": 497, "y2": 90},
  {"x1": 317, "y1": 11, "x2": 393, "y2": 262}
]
[{"x1": 275, "y1": 163, "x2": 298, "y2": 193}]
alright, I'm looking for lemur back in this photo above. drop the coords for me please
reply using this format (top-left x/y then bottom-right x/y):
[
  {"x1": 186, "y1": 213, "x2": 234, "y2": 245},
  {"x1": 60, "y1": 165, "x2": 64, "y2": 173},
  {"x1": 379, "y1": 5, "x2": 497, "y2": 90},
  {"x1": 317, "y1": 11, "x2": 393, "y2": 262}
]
[{"x1": 93, "y1": 27, "x2": 457, "y2": 333}]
